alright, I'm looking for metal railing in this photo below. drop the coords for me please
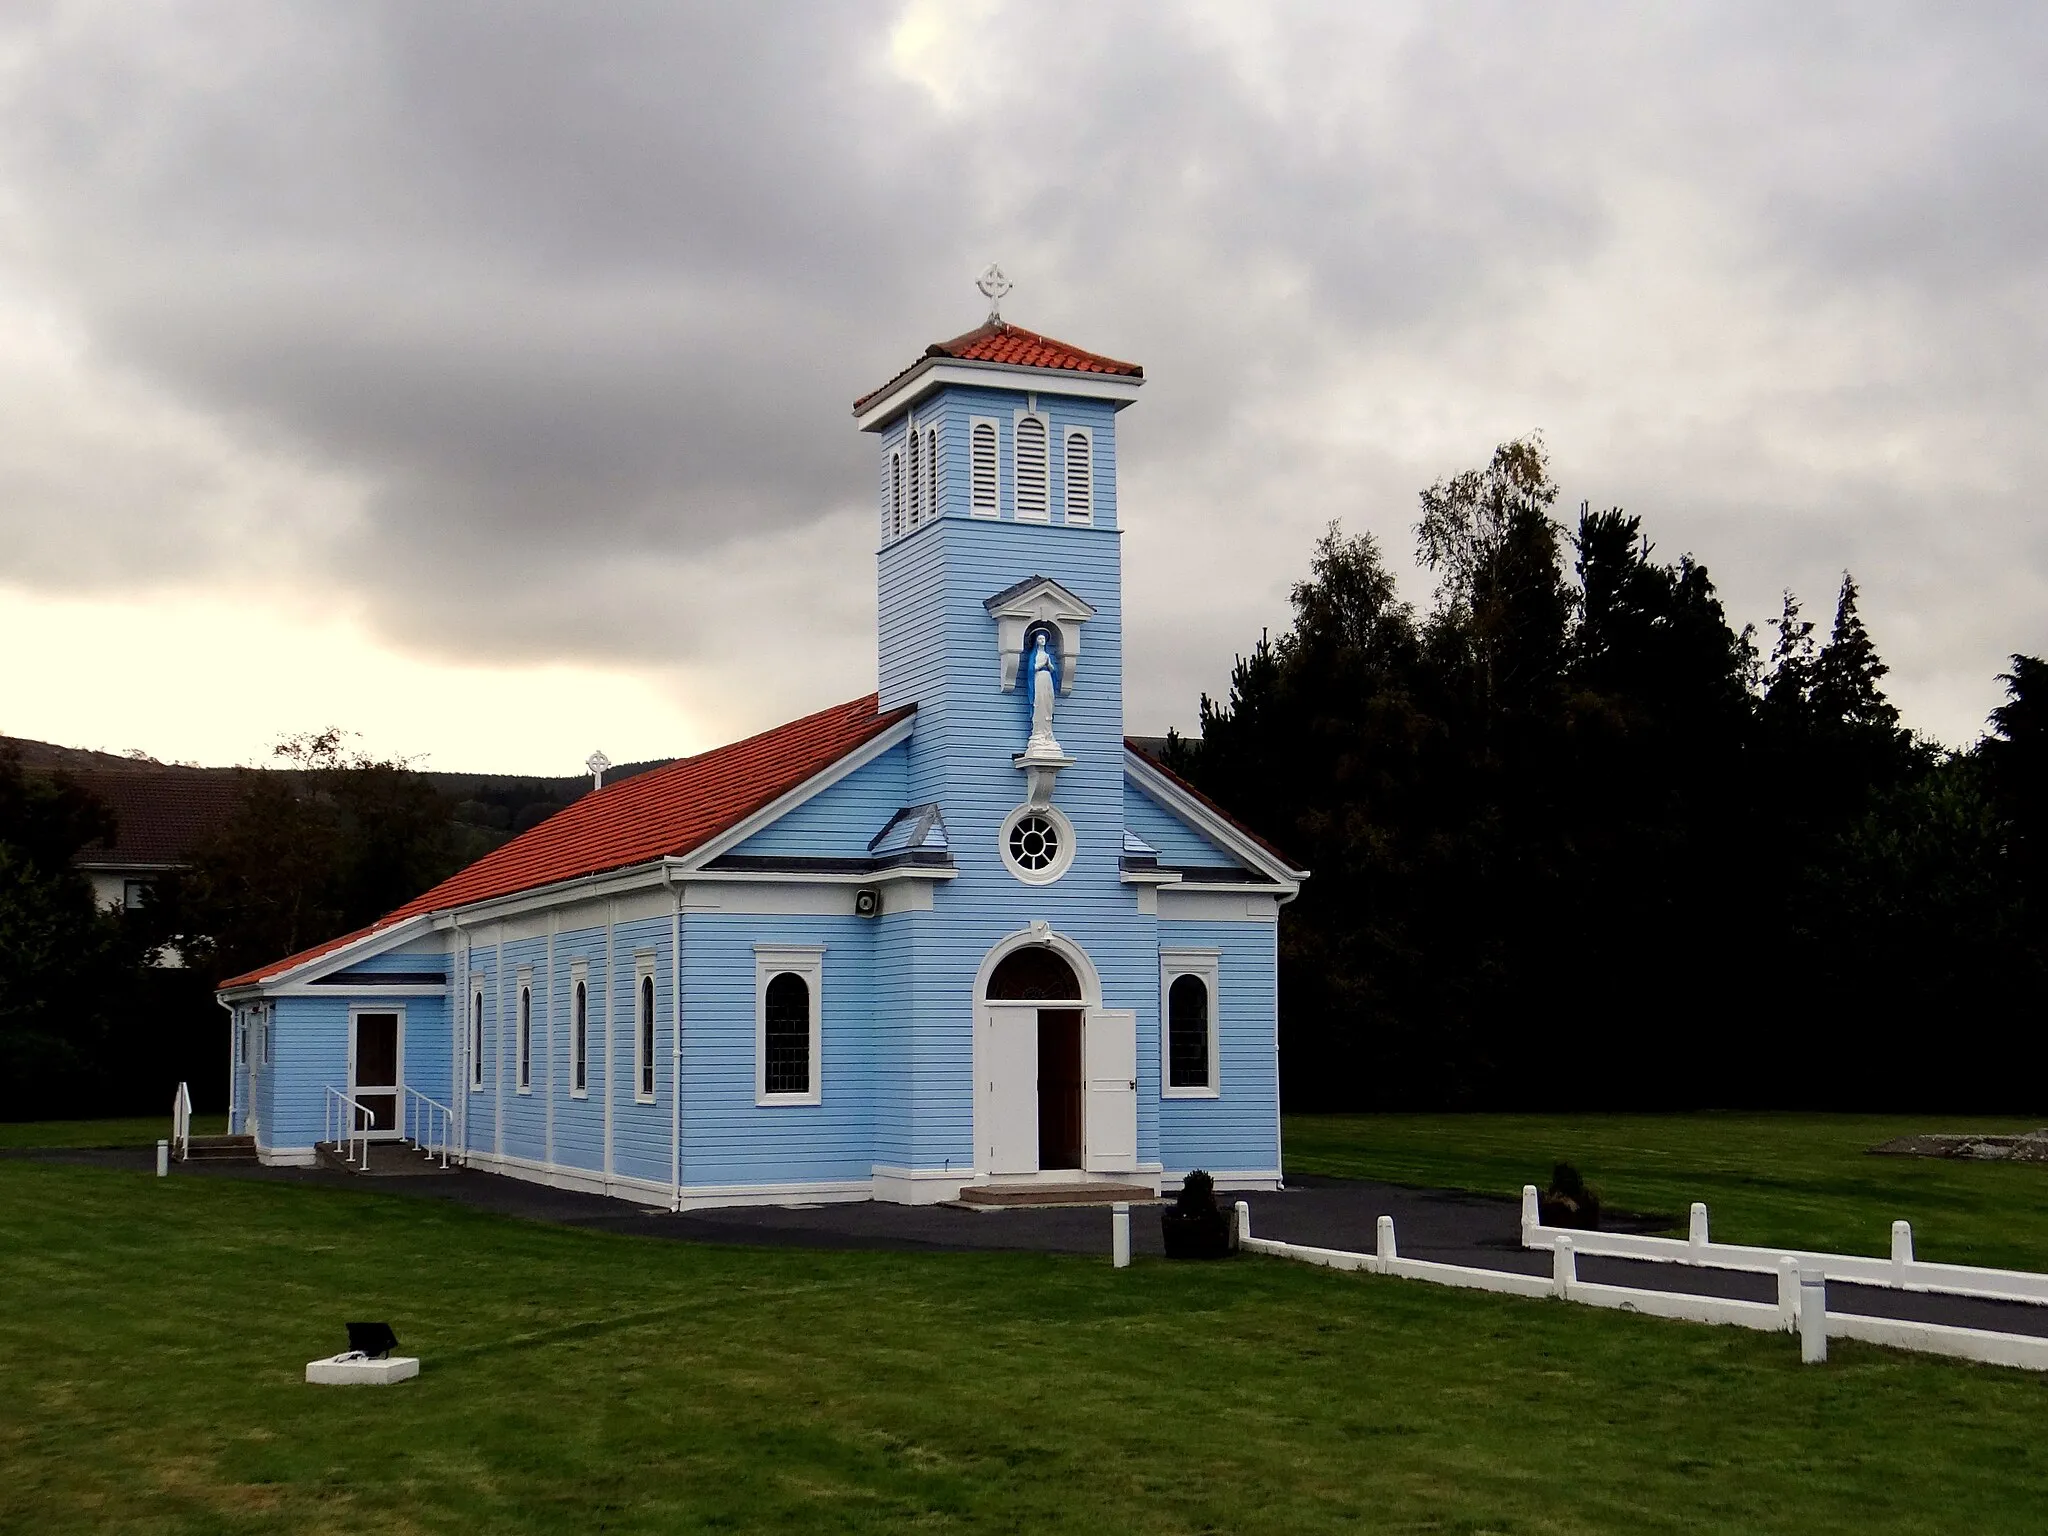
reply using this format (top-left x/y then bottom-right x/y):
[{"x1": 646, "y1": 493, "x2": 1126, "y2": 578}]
[
  {"x1": 171, "y1": 1082, "x2": 192, "y2": 1161},
  {"x1": 403, "y1": 1087, "x2": 454, "y2": 1169},
  {"x1": 324, "y1": 1086, "x2": 375, "y2": 1170}
]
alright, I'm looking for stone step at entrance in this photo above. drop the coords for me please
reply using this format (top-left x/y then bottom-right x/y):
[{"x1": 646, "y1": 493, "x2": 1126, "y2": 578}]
[
  {"x1": 315, "y1": 1141, "x2": 458, "y2": 1177},
  {"x1": 181, "y1": 1135, "x2": 257, "y2": 1163},
  {"x1": 956, "y1": 1182, "x2": 1159, "y2": 1209}
]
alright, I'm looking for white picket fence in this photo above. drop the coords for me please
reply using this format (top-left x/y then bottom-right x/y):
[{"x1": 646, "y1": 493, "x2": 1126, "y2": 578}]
[{"x1": 1234, "y1": 1193, "x2": 2048, "y2": 1372}]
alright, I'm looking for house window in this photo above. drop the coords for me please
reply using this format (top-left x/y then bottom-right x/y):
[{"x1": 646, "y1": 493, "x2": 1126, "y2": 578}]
[
  {"x1": 261, "y1": 1012, "x2": 273, "y2": 1066},
  {"x1": 1014, "y1": 414, "x2": 1049, "y2": 519},
  {"x1": 890, "y1": 449, "x2": 904, "y2": 540},
  {"x1": 970, "y1": 419, "x2": 999, "y2": 516},
  {"x1": 572, "y1": 975, "x2": 588, "y2": 1097},
  {"x1": 1160, "y1": 950, "x2": 1221, "y2": 1096},
  {"x1": 1064, "y1": 429, "x2": 1092, "y2": 522},
  {"x1": 470, "y1": 986, "x2": 485, "y2": 1091},
  {"x1": 636, "y1": 964, "x2": 657, "y2": 1103},
  {"x1": 122, "y1": 878, "x2": 151, "y2": 911},
  {"x1": 755, "y1": 946, "x2": 824, "y2": 1105},
  {"x1": 234, "y1": 1015, "x2": 246, "y2": 1065},
  {"x1": 924, "y1": 427, "x2": 940, "y2": 522},
  {"x1": 517, "y1": 983, "x2": 532, "y2": 1093},
  {"x1": 999, "y1": 802, "x2": 1076, "y2": 886}
]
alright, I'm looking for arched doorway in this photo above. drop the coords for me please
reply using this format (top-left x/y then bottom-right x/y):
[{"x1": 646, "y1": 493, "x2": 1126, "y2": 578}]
[{"x1": 973, "y1": 932, "x2": 1135, "y2": 1180}]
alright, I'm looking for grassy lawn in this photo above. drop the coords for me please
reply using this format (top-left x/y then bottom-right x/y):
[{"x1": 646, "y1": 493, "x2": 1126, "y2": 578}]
[
  {"x1": 0, "y1": 1115, "x2": 228, "y2": 1150},
  {"x1": 5, "y1": 1155, "x2": 2048, "y2": 1533},
  {"x1": 1286, "y1": 1112, "x2": 2048, "y2": 1271}
]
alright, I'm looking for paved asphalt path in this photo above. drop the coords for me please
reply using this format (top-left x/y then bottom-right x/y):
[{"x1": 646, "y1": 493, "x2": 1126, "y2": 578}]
[{"x1": 16, "y1": 1146, "x2": 2048, "y2": 1339}]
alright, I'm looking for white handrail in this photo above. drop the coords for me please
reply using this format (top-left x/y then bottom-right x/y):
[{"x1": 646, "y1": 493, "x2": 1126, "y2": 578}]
[
  {"x1": 171, "y1": 1082, "x2": 192, "y2": 1160},
  {"x1": 402, "y1": 1087, "x2": 454, "y2": 1169},
  {"x1": 324, "y1": 1086, "x2": 374, "y2": 1170}
]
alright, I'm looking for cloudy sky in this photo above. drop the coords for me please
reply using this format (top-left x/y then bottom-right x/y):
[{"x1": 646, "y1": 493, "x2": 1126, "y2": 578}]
[{"x1": 1, "y1": 2, "x2": 2042, "y2": 771}]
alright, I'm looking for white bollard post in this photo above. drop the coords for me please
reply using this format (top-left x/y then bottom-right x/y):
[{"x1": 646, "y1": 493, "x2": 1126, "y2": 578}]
[
  {"x1": 1376, "y1": 1214, "x2": 1397, "y2": 1268},
  {"x1": 1553, "y1": 1235, "x2": 1575, "y2": 1299},
  {"x1": 1234, "y1": 1199, "x2": 1251, "y2": 1249},
  {"x1": 1111, "y1": 1202, "x2": 1130, "y2": 1269},
  {"x1": 1777, "y1": 1256, "x2": 1801, "y2": 1332},
  {"x1": 1891, "y1": 1220, "x2": 1913, "y2": 1271},
  {"x1": 1799, "y1": 1265, "x2": 1827, "y2": 1364},
  {"x1": 1521, "y1": 1184, "x2": 1540, "y2": 1244},
  {"x1": 1688, "y1": 1201, "x2": 1709, "y2": 1256},
  {"x1": 156, "y1": 1139, "x2": 169, "y2": 1178}
]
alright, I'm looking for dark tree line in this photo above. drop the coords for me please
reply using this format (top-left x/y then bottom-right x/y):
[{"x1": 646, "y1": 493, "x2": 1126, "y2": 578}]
[{"x1": 1169, "y1": 439, "x2": 2047, "y2": 1111}]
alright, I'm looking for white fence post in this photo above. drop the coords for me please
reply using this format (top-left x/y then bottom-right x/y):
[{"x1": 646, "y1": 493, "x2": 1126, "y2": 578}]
[
  {"x1": 1688, "y1": 1202, "x2": 1709, "y2": 1257},
  {"x1": 1521, "y1": 1184, "x2": 1540, "y2": 1244},
  {"x1": 1112, "y1": 1203, "x2": 1130, "y2": 1269},
  {"x1": 1376, "y1": 1214, "x2": 1397, "y2": 1266},
  {"x1": 1234, "y1": 1199, "x2": 1251, "y2": 1249},
  {"x1": 1553, "y1": 1236, "x2": 1576, "y2": 1299},
  {"x1": 1799, "y1": 1265, "x2": 1828, "y2": 1363},
  {"x1": 1892, "y1": 1220, "x2": 1913, "y2": 1271},
  {"x1": 1778, "y1": 1256, "x2": 1801, "y2": 1332},
  {"x1": 156, "y1": 1139, "x2": 168, "y2": 1178}
]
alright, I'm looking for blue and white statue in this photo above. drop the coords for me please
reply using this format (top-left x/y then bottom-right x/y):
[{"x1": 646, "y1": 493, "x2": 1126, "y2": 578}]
[{"x1": 1024, "y1": 630, "x2": 1063, "y2": 759}]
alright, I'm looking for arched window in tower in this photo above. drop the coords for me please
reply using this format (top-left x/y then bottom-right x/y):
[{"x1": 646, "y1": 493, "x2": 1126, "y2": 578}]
[
  {"x1": 907, "y1": 430, "x2": 922, "y2": 528},
  {"x1": 924, "y1": 427, "x2": 940, "y2": 522},
  {"x1": 889, "y1": 449, "x2": 904, "y2": 539},
  {"x1": 1065, "y1": 430, "x2": 1092, "y2": 522},
  {"x1": 971, "y1": 421, "x2": 998, "y2": 515},
  {"x1": 1015, "y1": 415, "x2": 1049, "y2": 519}
]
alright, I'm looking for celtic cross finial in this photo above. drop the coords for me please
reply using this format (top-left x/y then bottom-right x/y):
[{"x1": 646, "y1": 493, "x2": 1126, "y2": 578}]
[{"x1": 976, "y1": 263, "x2": 1012, "y2": 323}]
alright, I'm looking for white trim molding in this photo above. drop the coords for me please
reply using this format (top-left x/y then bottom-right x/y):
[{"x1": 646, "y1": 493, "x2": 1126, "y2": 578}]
[
  {"x1": 754, "y1": 944, "x2": 825, "y2": 1107},
  {"x1": 1159, "y1": 947, "x2": 1222, "y2": 1098},
  {"x1": 984, "y1": 575, "x2": 1095, "y2": 694},
  {"x1": 854, "y1": 359, "x2": 1143, "y2": 432}
]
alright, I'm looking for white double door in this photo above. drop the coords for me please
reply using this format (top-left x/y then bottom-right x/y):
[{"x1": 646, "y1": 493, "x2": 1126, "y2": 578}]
[{"x1": 976, "y1": 1003, "x2": 1138, "y2": 1177}]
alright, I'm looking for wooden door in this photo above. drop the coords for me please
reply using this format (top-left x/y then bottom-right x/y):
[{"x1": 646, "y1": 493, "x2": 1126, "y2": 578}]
[
  {"x1": 351, "y1": 1011, "x2": 402, "y2": 1136},
  {"x1": 1037, "y1": 1009, "x2": 1085, "y2": 1171},
  {"x1": 1083, "y1": 1008, "x2": 1138, "y2": 1172},
  {"x1": 978, "y1": 1003, "x2": 1040, "y2": 1175}
]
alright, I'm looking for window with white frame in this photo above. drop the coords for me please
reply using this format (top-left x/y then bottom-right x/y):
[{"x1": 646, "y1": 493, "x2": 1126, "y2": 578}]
[
  {"x1": 470, "y1": 983, "x2": 485, "y2": 1091},
  {"x1": 970, "y1": 419, "x2": 999, "y2": 515},
  {"x1": 1064, "y1": 428, "x2": 1093, "y2": 522},
  {"x1": 889, "y1": 449, "x2": 905, "y2": 540},
  {"x1": 755, "y1": 946, "x2": 823, "y2": 1105},
  {"x1": 1160, "y1": 949, "x2": 1221, "y2": 1096},
  {"x1": 571, "y1": 968, "x2": 589, "y2": 1097},
  {"x1": 262, "y1": 1010, "x2": 273, "y2": 1066},
  {"x1": 635, "y1": 956, "x2": 657, "y2": 1103},
  {"x1": 517, "y1": 977, "x2": 533, "y2": 1093},
  {"x1": 924, "y1": 426, "x2": 940, "y2": 522},
  {"x1": 1014, "y1": 413, "x2": 1049, "y2": 519}
]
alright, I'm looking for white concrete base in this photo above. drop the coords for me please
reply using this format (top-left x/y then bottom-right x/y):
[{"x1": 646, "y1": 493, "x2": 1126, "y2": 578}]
[{"x1": 306, "y1": 1353, "x2": 419, "y2": 1385}]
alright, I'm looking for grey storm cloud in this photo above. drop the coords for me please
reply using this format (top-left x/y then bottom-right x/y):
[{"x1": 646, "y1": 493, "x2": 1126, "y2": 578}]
[{"x1": 0, "y1": 0, "x2": 2043, "y2": 744}]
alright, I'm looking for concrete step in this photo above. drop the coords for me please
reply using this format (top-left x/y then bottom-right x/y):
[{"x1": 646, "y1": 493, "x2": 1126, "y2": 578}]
[
  {"x1": 181, "y1": 1135, "x2": 257, "y2": 1163},
  {"x1": 315, "y1": 1141, "x2": 458, "y2": 1177},
  {"x1": 956, "y1": 1182, "x2": 1159, "y2": 1209}
]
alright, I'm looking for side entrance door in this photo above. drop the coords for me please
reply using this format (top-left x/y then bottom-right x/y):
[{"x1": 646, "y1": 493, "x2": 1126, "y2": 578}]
[
  {"x1": 977, "y1": 1002, "x2": 1040, "y2": 1175},
  {"x1": 350, "y1": 1010, "x2": 403, "y2": 1138}
]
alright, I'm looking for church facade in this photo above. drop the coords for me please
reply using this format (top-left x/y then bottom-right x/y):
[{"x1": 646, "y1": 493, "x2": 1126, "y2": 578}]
[{"x1": 217, "y1": 311, "x2": 1305, "y2": 1208}]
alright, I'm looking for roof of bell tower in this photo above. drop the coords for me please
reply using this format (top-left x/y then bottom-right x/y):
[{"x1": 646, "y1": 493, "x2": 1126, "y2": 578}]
[{"x1": 853, "y1": 319, "x2": 1144, "y2": 428}]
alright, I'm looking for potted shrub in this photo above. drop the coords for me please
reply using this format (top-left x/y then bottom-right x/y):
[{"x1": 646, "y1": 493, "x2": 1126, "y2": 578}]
[
  {"x1": 1537, "y1": 1161, "x2": 1602, "y2": 1230},
  {"x1": 1161, "y1": 1169, "x2": 1232, "y2": 1259}
]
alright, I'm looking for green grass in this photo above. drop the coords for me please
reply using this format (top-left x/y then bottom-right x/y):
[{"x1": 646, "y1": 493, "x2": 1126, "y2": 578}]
[
  {"x1": 1286, "y1": 1111, "x2": 2048, "y2": 1270},
  {"x1": 0, "y1": 1114, "x2": 227, "y2": 1150},
  {"x1": 6, "y1": 1155, "x2": 2048, "y2": 1533}
]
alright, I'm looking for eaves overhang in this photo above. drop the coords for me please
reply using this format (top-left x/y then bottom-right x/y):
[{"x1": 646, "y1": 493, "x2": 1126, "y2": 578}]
[{"x1": 854, "y1": 359, "x2": 1143, "y2": 432}]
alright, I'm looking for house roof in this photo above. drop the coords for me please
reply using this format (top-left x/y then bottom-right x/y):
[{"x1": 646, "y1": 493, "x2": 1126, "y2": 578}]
[
  {"x1": 69, "y1": 770, "x2": 245, "y2": 868},
  {"x1": 1123, "y1": 740, "x2": 1307, "y2": 876},
  {"x1": 219, "y1": 695, "x2": 914, "y2": 990},
  {"x1": 853, "y1": 320, "x2": 1144, "y2": 415}
]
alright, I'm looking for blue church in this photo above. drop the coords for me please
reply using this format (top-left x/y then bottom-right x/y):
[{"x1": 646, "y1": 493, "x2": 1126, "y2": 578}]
[{"x1": 218, "y1": 303, "x2": 1305, "y2": 1208}]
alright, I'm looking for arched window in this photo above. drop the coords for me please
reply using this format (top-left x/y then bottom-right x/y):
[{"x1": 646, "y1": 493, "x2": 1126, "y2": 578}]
[
  {"x1": 763, "y1": 972, "x2": 811, "y2": 1096},
  {"x1": 470, "y1": 988, "x2": 484, "y2": 1090},
  {"x1": 986, "y1": 945, "x2": 1082, "y2": 1001},
  {"x1": 890, "y1": 450, "x2": 904, "y2": 539},
  {"x1": 924, "y1": 427, "x2": 940, "y2": 522},
  {"x1": 907, "y1": 431, "x2": 922, "y2": 528},
  {"x1": 518, "y1": 985, "x2": 532, "y2": 1091},
  {"x1": 971, "y1": 421, "x2": 998, "y2": 515},
  {"x1": 1168, "y1": 974, "x2": 1211, "y2": 1089},
  {"x1": 1064, "y1": 430, "x2": 1092, "y2": 522},
  {"x1": 1014, "y1": 415, "x2": 1049, "y2": 518},
  {"x1": 572, "y1": 979, "x2": 588, "y2": 1095},
  {"x1": 638, "y1": 973, "x2": 656, "y2": 1101}
]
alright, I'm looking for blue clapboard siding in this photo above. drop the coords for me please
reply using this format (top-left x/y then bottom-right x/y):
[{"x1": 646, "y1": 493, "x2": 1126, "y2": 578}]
[
  {"x1": 1155, "y1": 919, "x2": 1282, "y2": 1176},
  {"x1": 727, "y1": 741, "x2": 909, "y2": 859},
  {"x1": 1124, "y1": 783, "x2": 1243, "y2": 869},
  {"x1": 609, "y1": 914, "x2": 676, "y2": 1188}
]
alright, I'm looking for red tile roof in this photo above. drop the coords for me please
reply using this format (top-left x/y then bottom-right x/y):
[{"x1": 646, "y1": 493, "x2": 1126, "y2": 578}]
[
  {"x1": 219, "y1": 695, "x2": 912, "y2": 990},
  {"x1": 854, "y1": 321, "x2": 1142, "y2": 413},
  {"x1": 1125, "y1": 739, "x2": 1307, "y2": 875}
]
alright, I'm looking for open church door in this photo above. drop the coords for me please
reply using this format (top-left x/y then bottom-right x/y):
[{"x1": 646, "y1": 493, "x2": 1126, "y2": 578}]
[
  {"x1": 1082, "y1": 1009, "x2": 1138, "y2": 1172},
  {"x1": 978, "y1": 1003, "x2": 1040, "y2": 1175}
]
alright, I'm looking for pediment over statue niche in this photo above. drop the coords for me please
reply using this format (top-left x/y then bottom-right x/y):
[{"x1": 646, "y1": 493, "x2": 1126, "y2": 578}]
[{"x1": 983, "y1": 575, "x2": 1096, "y2": 694}]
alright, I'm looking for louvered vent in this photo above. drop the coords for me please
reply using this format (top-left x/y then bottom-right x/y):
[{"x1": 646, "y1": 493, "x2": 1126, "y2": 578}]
[
  {"x1": 1065, "y1": 431, "x2": 1091, "y2": 521},
  {"x1": 890, "y1": 450, "x2": 903, "y2": 539},
  {"x1": 907, "y1": 433, "x2": 922, "y2": 528},
  {"x1": 925, "y1": 428, "x2": 940, "y2": 521},
  {"x1": 971, "y1": 422, "x2": 998, "y2": 514},
  {"x1": 1015, "y1": 416, "x2": 1049, "y2": 518}
]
